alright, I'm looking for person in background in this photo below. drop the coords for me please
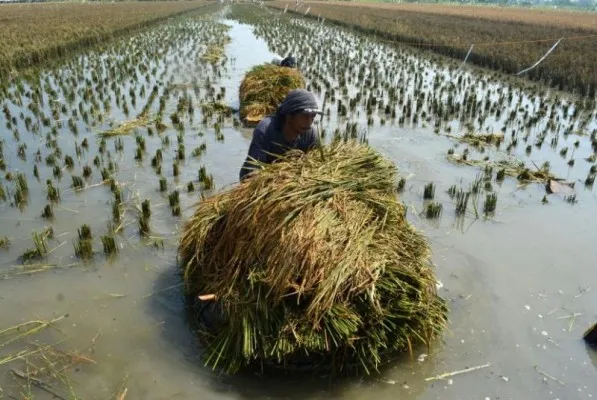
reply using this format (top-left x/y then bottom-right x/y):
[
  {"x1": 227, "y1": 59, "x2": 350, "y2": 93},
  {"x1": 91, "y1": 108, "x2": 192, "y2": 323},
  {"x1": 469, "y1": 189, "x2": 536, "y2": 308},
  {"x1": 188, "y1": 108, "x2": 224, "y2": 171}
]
[
  {"x1": 271, "y1": 55, "x2": 297, "y2": 68},
  {"x1": 239, "y1": 89, "x2": 322, "y2": 181},
  {"x1": 280, "y1": 55, "x2": 297, "y2": 68}
]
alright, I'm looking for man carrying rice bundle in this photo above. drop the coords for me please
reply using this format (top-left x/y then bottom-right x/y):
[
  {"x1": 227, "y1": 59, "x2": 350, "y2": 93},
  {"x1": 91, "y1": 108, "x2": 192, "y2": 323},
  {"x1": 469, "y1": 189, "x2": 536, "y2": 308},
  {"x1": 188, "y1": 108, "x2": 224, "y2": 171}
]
[{"x1": 239, "y1": 89, "x2": 323, "y2": 181}]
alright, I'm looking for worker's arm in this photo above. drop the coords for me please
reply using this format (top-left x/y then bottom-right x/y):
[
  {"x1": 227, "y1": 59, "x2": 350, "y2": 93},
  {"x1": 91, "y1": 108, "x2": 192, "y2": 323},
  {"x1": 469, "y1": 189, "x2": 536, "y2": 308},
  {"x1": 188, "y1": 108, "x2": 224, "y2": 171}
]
[{"x1": 239, "y1": 121, "x2": 269, "y2": 181}]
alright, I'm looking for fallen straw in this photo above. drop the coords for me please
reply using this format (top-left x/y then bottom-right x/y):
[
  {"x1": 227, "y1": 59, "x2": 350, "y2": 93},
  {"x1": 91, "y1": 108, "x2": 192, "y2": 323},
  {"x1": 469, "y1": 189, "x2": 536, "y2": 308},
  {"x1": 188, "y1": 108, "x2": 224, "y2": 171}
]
[
  {"x1": 0, "y1": 315, "x2": 67, "y2": 348},
  {"x1": 110, "y1": 374, "x2": 130, "y2": 400},
  {"x1": 534, "y1": 365, "x2": 566, "y2": 386},
  {"x1": 98, "y1": 114, "x2": 153, "y2": 137},
  {"x1": 11, "y1": 369, "x2": 67, "y2": 400},
  {"x1": 117, "y1": 388, "x2": 129, "y2": 400},
  {"x1": 425, "y1": 362, "x2": 491, "y2": 381},
  {"x1": 140, "y1": 283, "x2": 183, "y2": 299},
  {"x1": 0, "y1": 339, "x2": 69, "y2": 366}
]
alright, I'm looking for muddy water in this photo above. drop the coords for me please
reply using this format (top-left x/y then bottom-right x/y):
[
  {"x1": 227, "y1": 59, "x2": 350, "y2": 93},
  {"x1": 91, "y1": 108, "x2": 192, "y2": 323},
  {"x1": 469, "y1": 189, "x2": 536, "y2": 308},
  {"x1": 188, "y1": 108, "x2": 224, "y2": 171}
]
[{"x1": 0, "y1": 4, "x2": 596, "y2": 400}]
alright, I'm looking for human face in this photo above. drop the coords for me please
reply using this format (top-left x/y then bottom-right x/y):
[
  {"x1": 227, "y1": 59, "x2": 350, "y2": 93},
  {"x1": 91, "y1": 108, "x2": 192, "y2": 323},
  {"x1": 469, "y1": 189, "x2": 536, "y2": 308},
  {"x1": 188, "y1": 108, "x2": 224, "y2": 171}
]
[{"x1": 287, "y1": 112, "x2": 316, "y2": 136}]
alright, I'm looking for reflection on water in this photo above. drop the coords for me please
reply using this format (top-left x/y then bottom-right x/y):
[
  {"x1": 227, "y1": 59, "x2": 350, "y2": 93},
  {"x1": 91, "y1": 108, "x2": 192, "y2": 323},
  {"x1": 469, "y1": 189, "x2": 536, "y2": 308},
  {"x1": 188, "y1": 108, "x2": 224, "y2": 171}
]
[{"x1": 588, "y1": 343, "x2": 597, "y2": 372}]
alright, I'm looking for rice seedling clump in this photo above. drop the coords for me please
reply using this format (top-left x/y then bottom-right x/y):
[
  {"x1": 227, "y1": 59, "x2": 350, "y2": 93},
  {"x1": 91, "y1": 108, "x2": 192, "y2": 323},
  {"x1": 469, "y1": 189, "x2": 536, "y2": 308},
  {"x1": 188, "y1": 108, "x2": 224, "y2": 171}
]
[
  {"x1": 239, "y1": 64, "x2": 305, "y2": 126},
  {"x1": 179, "y1": 141, "x2": 447, "y2": 375}
]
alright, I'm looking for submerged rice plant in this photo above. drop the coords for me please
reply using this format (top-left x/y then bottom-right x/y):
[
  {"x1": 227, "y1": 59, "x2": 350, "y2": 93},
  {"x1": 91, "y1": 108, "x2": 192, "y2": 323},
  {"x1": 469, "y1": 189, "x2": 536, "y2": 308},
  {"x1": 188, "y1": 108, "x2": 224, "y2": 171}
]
[
  {"x1": 425, "y1": 201, "x2": 443, "y2": 219},
  {"x1": 101, "y1": 234, "x2": 118, "y2": 255},
  {"x1": 21, "y1": 231, "x2": 49, "y2": 262},
  {"x1": 455, "y1": 189, "x2": 470, "y2": 216},
  {"x1": 74, "y1": 224, "x2": 93, "y2": 260},
  {"x1": 483, "y1": 193, "x2": 498, "y2": 215},
  {"x1": 72, "y1": 175, "x2": 84, "y2": 190},
  {"x1": 423, "y1": 182, "x2": 435, "y2": 200},
  {"x1": 142, "y1": 199, "x2": 151, "y2": 219}
]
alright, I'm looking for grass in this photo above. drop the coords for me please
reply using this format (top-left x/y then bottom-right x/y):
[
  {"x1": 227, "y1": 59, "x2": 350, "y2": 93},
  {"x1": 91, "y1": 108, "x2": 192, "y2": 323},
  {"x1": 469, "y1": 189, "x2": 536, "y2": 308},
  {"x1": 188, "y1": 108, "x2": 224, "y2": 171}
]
[
  {"x1": 270, "y1": 1, "x2": 597, "y2": 95},
  {"x1": 179, "y1": 140, "x2": 447, "y2": 374},
  {"x1": 0, "y1": 1, "x2": 209, "y2": 74}
]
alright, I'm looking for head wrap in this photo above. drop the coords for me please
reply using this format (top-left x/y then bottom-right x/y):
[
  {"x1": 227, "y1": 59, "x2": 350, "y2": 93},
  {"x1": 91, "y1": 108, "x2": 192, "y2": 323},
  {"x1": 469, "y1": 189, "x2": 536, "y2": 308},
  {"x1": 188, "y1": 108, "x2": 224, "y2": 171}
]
[
  {"x1": 280, "y1": 56, "x2": 297, "y2": 68},
  {"x1": 277, "y1": 89, "x2": 322, "y2": 116}
]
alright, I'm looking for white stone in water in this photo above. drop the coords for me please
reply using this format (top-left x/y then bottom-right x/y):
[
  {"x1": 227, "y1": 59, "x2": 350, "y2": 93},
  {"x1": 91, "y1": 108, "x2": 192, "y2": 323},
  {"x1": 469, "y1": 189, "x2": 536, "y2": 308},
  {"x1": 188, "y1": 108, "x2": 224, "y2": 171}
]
[
  {"x1": 541, "y1": 330, "x2": 548, "y2": 336},
  {"x1": 417, "y1": 353, "x2": 427, "y2": 362},
  {"x1": 501, "y1": 376, "x2": 509, "y2": 382},
  {"x1": 448, "y1": 379, "x2": 453, "y2": 385},
  {"x1": 525, "y1": 305, "x2": 531, "y2": 310}
]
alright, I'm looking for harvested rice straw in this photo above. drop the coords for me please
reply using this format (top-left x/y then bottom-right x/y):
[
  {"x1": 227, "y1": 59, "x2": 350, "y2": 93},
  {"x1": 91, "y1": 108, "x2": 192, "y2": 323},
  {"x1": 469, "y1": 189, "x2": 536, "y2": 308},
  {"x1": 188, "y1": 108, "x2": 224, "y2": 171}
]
[
  {"x1": 179, "y1": 140, "x2": 447, "y2": 374},
  {"x1": 239, "y1": 64, "x2": 305, "y2": 125}
]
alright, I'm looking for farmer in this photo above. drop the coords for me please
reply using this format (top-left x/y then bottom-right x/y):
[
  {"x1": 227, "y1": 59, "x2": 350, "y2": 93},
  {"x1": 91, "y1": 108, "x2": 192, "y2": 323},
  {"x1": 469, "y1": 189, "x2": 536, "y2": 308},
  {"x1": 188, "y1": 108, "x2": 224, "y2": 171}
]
[
  {"x1": 271, "y1": 55, "x2": 297, "y2": 68},
  {"x1": 239, "y1": 89, "x2": 322, "y2": 181},
  {"x1": 280, "y1": 55, "x2": 297, "y2": 68}
]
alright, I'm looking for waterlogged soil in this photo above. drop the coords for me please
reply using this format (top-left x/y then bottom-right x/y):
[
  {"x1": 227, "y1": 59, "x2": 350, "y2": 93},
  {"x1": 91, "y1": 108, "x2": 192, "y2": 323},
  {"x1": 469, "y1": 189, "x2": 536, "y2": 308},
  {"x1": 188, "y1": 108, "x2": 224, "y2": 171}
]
[{"x1": 0, "y1": 4, "x2": 596, "y2": 399}]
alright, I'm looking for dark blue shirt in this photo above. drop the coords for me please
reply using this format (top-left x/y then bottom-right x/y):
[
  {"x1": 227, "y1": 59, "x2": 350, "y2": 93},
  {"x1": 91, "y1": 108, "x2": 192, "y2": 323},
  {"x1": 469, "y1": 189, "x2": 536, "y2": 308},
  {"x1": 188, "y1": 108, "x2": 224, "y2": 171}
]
[{"x1": 239, "y1": 115, "x2": 320, "y2": 181}]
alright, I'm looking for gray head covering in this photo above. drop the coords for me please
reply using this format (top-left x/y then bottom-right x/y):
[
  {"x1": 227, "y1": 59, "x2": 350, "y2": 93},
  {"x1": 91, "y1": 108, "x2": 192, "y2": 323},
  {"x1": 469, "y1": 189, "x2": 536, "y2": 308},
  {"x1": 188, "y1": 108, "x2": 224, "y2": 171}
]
[{"x1": 277, "y1": 89, "x2": 323, "y2": 116}]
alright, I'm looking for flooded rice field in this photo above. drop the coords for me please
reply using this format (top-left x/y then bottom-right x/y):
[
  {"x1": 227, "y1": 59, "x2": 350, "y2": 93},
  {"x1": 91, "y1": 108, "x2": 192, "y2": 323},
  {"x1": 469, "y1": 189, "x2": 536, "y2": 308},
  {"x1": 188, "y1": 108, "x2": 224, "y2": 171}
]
[{"x1": 0, "y1": 3, "x2": 596, "y2": 399}]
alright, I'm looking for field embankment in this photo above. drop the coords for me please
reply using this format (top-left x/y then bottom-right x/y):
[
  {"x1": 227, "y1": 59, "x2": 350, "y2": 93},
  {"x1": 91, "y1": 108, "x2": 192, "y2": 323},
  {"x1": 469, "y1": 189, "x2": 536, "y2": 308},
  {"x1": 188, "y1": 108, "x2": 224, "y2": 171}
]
[
  {"x1": 269, "y1": 1, "x2": 597, "y2": 96},
  {"x1": 0, "y1": 0, "x2": 211, "y2": 73}
]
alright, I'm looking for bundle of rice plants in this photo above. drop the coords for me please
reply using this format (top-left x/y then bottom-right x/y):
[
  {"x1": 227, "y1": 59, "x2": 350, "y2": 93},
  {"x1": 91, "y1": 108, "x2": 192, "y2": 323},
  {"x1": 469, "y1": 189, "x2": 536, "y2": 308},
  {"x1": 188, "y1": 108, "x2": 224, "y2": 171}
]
[
  {"x1": 179, "y1": 141, "x2": 447, "y2": 375},
  {"x1": 239, "y1": 64, "x2": 305, "y2": 126}
]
